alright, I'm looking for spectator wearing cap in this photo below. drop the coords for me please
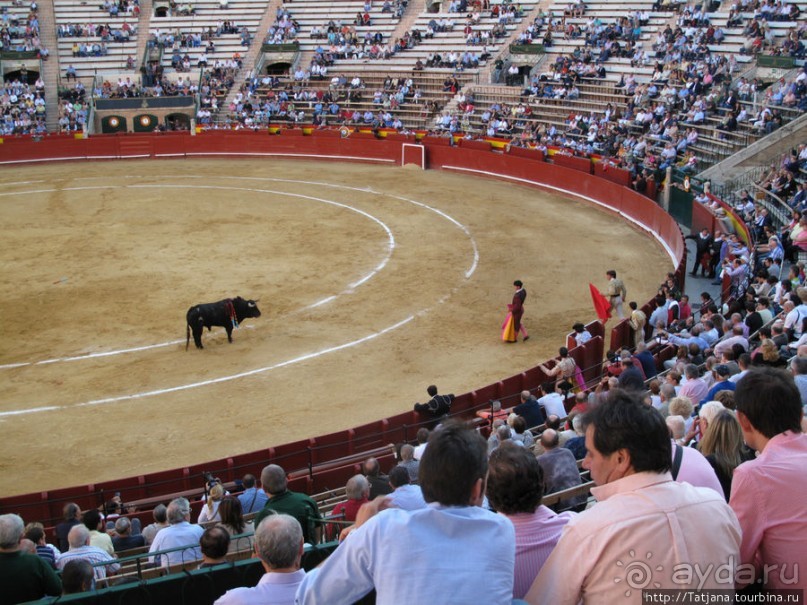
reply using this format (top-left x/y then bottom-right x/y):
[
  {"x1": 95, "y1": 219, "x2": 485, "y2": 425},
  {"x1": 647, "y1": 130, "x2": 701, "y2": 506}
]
[
  {"x1": 700, "y1": 365, "x2": 736, "y2": 406},
  {"x1": 111, "y1": 517, "x2": 144, "y2": 552}
]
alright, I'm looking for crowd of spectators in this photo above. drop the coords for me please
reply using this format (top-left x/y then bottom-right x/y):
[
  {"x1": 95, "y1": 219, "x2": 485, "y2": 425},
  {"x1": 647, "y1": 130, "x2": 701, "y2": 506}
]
[
  {"x1": 57, "y1": 81, "x2": 88, "y2": 133},
  {"x1": 93, "y1": 74, "x2": 198, "y2": 99},
  {"x1": 1, "y1": 0, "x2": 48, "y2": 57},
  {"x1": 195, "y1": 61, "x2": 239, "y2": 124},
  {"x1": 59, "y1": 22, "x2": 135, "y2": 42},
  {"x1": 264, "y1": 6, "x2": 300, "y2": 45},
  {"x1": 211, "y1": 71, "x2": 442, "y2": 130},
  {"x1": 100, "y1": 0, "x2": 139, "y2": 17},
  {"x1": 0, "y1": 76, "x2": 46, "y2": 135},
  {"x1": 3, "y1": 352, "x2": 806, "y2": 604}
]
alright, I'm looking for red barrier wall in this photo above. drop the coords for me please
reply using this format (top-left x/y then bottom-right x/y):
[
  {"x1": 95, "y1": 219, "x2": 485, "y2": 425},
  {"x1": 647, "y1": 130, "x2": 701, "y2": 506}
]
[{"x1": 0, "y1": 131, "x2": 685, "y2": 526}]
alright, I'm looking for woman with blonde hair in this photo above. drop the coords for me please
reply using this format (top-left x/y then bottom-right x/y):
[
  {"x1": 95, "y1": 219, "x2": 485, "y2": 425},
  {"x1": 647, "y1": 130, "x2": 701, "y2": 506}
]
[
  {"x1": 198, "y1": 483, "x2": 225, "y2": 524},
  {"x1": 697, "y1": 410, "x2": 748, "y2": 501},
  {"x1": 751, "y1": 338, "x2": 786, "y2": 367}
]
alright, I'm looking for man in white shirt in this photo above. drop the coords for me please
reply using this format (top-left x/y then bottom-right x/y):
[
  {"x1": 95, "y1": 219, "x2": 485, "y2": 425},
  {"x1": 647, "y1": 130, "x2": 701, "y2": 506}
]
[
  {"x1": 784, "y1": 288, "x2": 807, "y2": 339},
  {"x1": 215, "y1": 515, "x2": 305, "y2": 605},
  {"x1": 386, "y1": 466, "x2": 427, "y2": 511},
  {"x1": 148, "y1": 498, "x2": 204, "y2": 567},
  {"x1": 713, "y1": 324, "x2": 749, "y2": 358},
  {"x1": 295, "y1": 422, "x2": 515, "y2": 604},
  {"x1": 538, "y1": 382, "x2": 568, "y2": 419}
]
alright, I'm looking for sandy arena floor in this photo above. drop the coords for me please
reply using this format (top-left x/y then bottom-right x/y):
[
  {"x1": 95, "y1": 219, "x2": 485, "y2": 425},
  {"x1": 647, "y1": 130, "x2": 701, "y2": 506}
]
[{"x1": 0, "y1": 159, "x2": 672, "y2": 496}]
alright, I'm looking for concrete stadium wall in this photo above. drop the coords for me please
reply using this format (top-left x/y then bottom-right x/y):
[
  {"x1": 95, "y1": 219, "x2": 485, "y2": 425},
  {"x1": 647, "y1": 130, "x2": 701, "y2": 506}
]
[{"x1": 0, "y1": 131, "x2": 685, "y2": 526}]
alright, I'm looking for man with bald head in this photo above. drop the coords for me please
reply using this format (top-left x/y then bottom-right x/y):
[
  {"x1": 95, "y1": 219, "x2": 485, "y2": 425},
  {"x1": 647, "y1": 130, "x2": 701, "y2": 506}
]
[
  {"x1": 514, "y1": 390, "x2": 546, "y2": 429},
  {"x1": 254, "y1": 465, "x2": 322, "y2": 545},
  {"x1": 57, "y1": 524, "x2": 120, "y2": 580},
  {"x1": 536, "y1": 429, "x2": 586, "y2": 511},
  {"x1": 214, "y1": 514, "x2": 306, "y2": 605},
  {"x1": 363, "y1": 457, "x2": 392, "y2": 500},
  {"x1": 396, "y1": 444, "x2": 419, "y2": 483}
]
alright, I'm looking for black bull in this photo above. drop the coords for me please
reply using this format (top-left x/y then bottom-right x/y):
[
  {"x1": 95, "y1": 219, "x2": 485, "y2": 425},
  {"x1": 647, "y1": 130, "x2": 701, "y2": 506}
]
[{"x1": 186, "y1": 297, "x2": 261, "y2": 350}]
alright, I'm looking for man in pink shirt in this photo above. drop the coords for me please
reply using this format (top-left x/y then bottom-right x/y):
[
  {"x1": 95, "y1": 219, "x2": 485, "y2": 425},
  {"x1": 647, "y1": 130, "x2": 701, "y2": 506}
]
[
  {"x1": 486, "y1": 443, "x2": 575, "y2": 600},
  {"x1": 526, "y1": 391, "x2": 741, "y2": 604},
  {"x1": 678, "y1": 364, "x2": 710, "y2": 408},
  {"x1": 730, "y1": 368, "x2": 807, "y2": 591}
]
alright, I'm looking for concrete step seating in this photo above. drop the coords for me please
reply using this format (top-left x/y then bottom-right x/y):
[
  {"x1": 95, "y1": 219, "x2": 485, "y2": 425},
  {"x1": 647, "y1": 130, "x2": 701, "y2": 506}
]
[
  {"x1": 53, "y1": 0, "x2": 140, "y2": 77},
  {"x1": 219, "y1": 70, "x2": 475, "y2": 127},
  {"x1": 539, "y1": 0, "x2": 671, "y2": 84},
  {"x1": 150, "y1": 0, "x2": 265, "y2": 30},
  {"x1": 269, "y1": 0, "x2": 402, "y2": 51},
  {"x1": 2, "y1": 1, "x2": 37, "y2": 44},
  {"x1": 57, "y1": 38, "x2": 139, "y2": 77},
  {"x1": 146, "y1": 0, "x2": 269, "y2": 73},
  {"x1": 156, "y1": 33, "x2": 246, "y2": 69},
  {"x1": 298, "y1": 0, "x2": 539, "y2": 70}
]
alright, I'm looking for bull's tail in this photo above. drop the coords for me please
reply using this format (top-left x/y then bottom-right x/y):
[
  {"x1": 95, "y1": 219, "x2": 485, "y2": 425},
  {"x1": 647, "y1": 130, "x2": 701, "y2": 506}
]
[{"x1": 186, "y1": 322, "x2": 190, "y2": 351}]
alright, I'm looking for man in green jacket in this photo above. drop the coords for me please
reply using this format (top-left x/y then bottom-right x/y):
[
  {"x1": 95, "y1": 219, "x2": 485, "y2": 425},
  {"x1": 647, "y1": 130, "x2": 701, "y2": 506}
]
[
  {"x1": 0, "y1": 513, "x2": 62, "y2": 604},
  {"x1": 254, "y1": 465, "x2": 322, "y2": 545}
]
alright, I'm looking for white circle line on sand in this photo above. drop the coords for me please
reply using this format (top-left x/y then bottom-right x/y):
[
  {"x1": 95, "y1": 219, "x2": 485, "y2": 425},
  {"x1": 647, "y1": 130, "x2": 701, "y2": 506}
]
[
  {"x1": 0, "y1": 315, "x2": 415, "y2": 418},
  {"x1": 0, "y1": 183, "x2": 396, "y2": 369},
  {"x1": 69, "y1": 174, "x2": 479, "y2": 278},
  {"x1": 2, "y1": 176, "x2": 479, "y2": 368}
]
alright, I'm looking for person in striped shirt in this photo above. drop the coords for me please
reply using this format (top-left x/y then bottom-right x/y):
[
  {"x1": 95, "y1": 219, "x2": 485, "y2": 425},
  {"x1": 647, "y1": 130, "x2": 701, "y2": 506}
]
[
  {"x1": 486, "y1": 443, "x2": 575, "y2": 600},
  {"x1": 56, "y1": 525, "x2": 119, "y2": 581}
]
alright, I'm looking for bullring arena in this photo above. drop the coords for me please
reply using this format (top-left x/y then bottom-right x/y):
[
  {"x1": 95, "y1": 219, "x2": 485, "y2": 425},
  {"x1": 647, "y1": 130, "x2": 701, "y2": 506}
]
[{"x1": 0, "y1": 142, "x2": 672, "y2": 497}]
